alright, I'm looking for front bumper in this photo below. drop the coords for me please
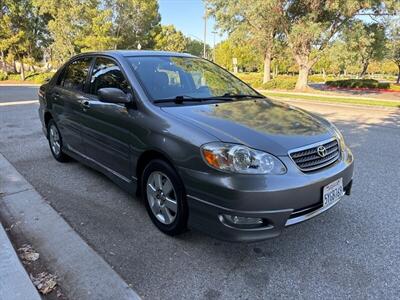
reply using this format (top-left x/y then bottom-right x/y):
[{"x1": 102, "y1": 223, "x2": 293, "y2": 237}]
[{"x1": 179, "y1": 147, "x2": 354, "y2": 242}]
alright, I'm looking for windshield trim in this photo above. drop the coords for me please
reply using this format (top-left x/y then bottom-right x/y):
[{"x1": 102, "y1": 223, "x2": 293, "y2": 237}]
[{"x1": 126, "y1": 55, "x2": 263, "y2": 105}]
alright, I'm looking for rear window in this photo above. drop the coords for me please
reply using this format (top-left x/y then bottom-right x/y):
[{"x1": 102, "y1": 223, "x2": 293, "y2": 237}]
[{"x1": 61, "y1": 57, "x2": 92, "y2": 91}]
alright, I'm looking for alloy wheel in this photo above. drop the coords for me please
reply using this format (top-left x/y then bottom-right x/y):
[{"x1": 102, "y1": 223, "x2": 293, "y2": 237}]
[
  {"x1": 49, "y1": 124, "x2": 61, "y2": 156},
  {"x1": 146, "y1": 171, "x2": 178, "y2": 225}
]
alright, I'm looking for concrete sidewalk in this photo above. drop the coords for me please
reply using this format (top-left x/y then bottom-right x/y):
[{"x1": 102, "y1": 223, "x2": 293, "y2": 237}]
[
  {"x1": 0, "y1": 220, "x2": 41, "y2": 300},
  {"x1": 0, "y1": 152, "x2": 140, "y2": 300}
]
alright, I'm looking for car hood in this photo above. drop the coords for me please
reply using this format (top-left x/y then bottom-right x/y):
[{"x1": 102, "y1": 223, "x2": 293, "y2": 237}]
[{"x1": 161, "y1": 99, "x2": 335, "y2": 156}]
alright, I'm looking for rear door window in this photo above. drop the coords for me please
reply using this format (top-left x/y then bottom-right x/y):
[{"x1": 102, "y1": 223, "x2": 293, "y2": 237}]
[{"x1": 62, "y1": 57, "x2": 92, "y2": 91}]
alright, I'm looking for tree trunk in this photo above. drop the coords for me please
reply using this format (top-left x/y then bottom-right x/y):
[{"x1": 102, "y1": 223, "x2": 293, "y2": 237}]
[
  {"x1": 359, "y1": 60, "x2": 369, "y2": 78},
  {"x1": 295, "y1": 65, "x2": 311, "y2": 91},
  {"x1": 262, "y1": 50, "x2": 271, "y2": 83},
  {"x1": 0, "y1": 51, "x2": 4, "y2": 71},
  {"x1": 397, "y1": 64, "x2": 400, "y2": 84},
  {"x1": 20, "y1": 61, "x2": 25, "y2": 81}
]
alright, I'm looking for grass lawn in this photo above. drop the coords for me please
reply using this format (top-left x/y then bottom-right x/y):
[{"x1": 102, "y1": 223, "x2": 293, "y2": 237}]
[{"x1": 261, "y1": 91, "x2": 400, "y2": 109}]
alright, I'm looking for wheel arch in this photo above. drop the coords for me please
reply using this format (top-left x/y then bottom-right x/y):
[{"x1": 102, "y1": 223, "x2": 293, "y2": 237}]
[
  {"x1": 44, "y1": 111, "x2": 53, "y2": 132},
  {"x1": 135, "y1": 149, "x2": 178, "y2": 196}
]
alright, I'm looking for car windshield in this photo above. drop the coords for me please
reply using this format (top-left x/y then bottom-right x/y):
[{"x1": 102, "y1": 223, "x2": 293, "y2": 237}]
[{"x1": 127, "y1": 56, "x2": 259, "y2": 102}]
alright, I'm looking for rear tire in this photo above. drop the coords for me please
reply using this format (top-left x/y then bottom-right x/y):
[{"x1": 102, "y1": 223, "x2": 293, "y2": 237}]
[
  {"x1": 142, "y1": 159, "x2": 188, "y2": 236},
  {"x1": 47, "y1": 119, "x2": 70, "y2": 163}
]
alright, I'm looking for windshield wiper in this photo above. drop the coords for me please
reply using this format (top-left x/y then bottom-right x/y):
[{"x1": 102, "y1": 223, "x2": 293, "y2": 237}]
[
  {"x1": 153, "y1": 95, "x2": 204, "y2": 104},
  {"x1": 221, "y1": 93, "x2": 265, "y2": 99},
  {"x1": 153, "y1": 93, "x2": 265, "y2": 105}
]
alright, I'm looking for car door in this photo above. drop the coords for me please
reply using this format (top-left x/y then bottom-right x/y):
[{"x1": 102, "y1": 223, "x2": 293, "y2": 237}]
[
  {"x1": 51, "y1": 57, "x2": 92, "y2": 154},
  {"x1": 79, "y1": 56, "x2": 133, "y2": 181}
]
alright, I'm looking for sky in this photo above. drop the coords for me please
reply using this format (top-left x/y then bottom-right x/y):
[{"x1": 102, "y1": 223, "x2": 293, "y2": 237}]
[{"x1": 158, "y1": 0, "x2": 226, "y2": 46}]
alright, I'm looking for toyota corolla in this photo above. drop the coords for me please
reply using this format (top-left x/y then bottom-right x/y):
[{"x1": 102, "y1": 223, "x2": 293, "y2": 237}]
[{"x1": 38, "y1": 51, "x2": 354, "y2": 242}]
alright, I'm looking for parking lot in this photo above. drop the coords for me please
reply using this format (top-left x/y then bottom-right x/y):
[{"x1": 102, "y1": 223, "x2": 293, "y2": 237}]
[{"x1": 1, "y1": 85, "x2": 399, "y2": 299}]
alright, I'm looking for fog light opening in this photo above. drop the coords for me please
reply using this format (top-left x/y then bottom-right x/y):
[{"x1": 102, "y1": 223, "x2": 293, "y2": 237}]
[{"x1": 221, "y1": 214, "x2": 268, "y2": 229}]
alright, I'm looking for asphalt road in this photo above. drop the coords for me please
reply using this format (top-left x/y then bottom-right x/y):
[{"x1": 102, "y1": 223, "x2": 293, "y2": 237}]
[{"x1": 1, "y1": 85, "x2": 399, "y2": 299}]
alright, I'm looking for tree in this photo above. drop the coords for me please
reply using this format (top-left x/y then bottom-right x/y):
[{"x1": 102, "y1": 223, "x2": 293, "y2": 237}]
[
  {"x1": 214, "y1": 37, "x2": 261, "y2": 72},
  {"x1": 105, "y1": 0, "x2": 160, "y2": 49},
  {"x1": 0, "y1": 0, "x2": 48, "y2": 78},
  {"x1": 33, "y1": 0, "x2": 123, "y2": 65},
  {"x1": 387, "y1": 18, "x2": 400, "y2": 83},
  {"x1": 186, "y1": 39, "x2": 208, "y2": 57},
  {"x1": 154, "y1": 25, "x2": 188, "y2": 52},
  {"x1": 75, "y1": 7, "x2": 118, "y2": 52},
  {"x1": 0, "y1": 13, "x2": 24, "y2": 71},
  {"x1": 282, "y1": 1, "x2": 396, "y2": 90},
  {"x1": 343, "y1": 21, "x2": 386, "y2": 77},
  {"x1": 207, "y1": 0, "x2": 283, "y2": 83},
  {"x1": 34, "y1": 0, "x2": 93, "y2": 64},
  {"x1": 313, "y1": 42, "x2": 350, "y2": 77}
]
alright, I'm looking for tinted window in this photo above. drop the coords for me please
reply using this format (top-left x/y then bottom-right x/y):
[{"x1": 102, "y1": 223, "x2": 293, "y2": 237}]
[
  {"x1": 90, "y1": 57, "x2": 129, "y2": 95},
  {"x1": 128, "y1": 56, "x2": 258, "y2": 101},
  {"x1": 62, "y1": 57, "x2": 92, "y2": 91}
]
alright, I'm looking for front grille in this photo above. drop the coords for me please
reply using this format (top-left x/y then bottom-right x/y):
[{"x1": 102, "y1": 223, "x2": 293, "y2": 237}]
[{"x1": 289, "y1": 139, "x2": 340, "y2": 172}]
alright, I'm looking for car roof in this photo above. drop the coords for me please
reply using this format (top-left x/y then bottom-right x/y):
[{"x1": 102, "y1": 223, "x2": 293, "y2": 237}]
[{"x1": 73, "y1": 50, "x2": 196, "y2": 59}]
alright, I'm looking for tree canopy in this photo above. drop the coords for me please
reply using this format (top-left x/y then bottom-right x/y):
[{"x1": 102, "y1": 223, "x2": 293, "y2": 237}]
[{"x1": 207, "y1": 0, "x2": 400, "y2": 90}]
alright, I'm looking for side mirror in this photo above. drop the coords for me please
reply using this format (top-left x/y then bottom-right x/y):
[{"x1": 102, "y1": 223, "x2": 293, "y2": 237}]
[{"x1": 98, "y1": 88, "x2": 132, "y2": 104}]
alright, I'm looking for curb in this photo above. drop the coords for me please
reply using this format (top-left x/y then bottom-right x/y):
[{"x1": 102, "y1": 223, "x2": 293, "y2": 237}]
[
  {"x1": 0, "y1": 153, "x2": 141, "y2": 300},
  {"x1": 0, "y1": 220, "x2": 41, "y2": 300}
]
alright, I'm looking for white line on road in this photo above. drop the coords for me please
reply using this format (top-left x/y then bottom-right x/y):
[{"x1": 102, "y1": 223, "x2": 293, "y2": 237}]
[{"x1": 0, "y1": 100, "x2": 39, "y2": 107}]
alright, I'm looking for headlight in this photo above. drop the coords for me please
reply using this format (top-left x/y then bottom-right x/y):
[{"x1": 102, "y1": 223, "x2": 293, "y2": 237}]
[
  {"x1": 330, "y1": 123, "x2": 346, "y2": 150},
  {"x1": 201, "y1": 142, "x2": 286, "y2": 175}
]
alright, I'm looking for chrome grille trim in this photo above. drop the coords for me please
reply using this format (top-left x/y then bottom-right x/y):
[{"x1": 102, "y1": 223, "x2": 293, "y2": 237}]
[{"x1": 288, "y1": 138, "x2": 340, "y2": 172}]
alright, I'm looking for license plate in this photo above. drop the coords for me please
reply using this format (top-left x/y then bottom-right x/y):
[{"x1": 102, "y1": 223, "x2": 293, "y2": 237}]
[{"x1": 323, "y1": 178, "x2": 343, "y2": 207}]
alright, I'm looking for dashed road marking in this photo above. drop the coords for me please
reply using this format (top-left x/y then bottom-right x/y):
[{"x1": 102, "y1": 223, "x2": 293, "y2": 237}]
[{"x1": 0, "y1": 100, "x2": 39, "y2": 107}]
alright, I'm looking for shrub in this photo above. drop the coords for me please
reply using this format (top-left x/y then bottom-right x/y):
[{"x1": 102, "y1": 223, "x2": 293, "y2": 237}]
[
  {"x1": 308, "y1": 74, "x2": 337, "y2": 83},
  {"x1": 7, "y1": 73, "x2": 21, "y2": 81},
  {"x1": 0, "y1": 70, "x2": 8, "y2": 81},
  {"x1": 236, "y1": 72, "x2": 263, "y2": 88},
  {"x1": 29, "y1": 72, "x2": 55, "y2": 84},
  {"x1": 261, "y1": 76, "x2": 297, "y2": 90},
  {"x1": 325, "y1": 79, "x2": 390, "y2": 89},
  {"x1": 3, "y1": 72, "x2": 55, "y2": 83},
  {"x1": 389, "y1": 84, "x2": 400, "y2": 91}
]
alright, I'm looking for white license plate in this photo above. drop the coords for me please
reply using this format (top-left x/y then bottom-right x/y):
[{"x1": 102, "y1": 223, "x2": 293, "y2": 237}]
[{"x1": 323, "y1": 178, "x2": 343, "y2": 207}]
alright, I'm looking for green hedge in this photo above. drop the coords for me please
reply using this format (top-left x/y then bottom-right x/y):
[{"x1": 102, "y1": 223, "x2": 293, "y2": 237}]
[
  {"x1": 6, "y1": 73, "x2": 22, "y2": 81},
  {"x1": 28, "y1": 72, "x2": 55, "y2": 83},
  {"x1": 236, "y1": 72, "x2": 263, "y2": 88},
  {"x1": 261, "y1": 76, "x2": 297, "y2": 90},
  {"x1": 0, "y1": 70, "x2": 8, "y2": 80},
  {"x1": 308, "y1": 74, "x2": 337, "y2": 83},
  {"x1": 325, "y1": 79, "x2": 390, "y2": 89},
  {"x1": 390, "y1": 84, "x2": 400, "y2": 91},
  {"x1": 0, "y1": 72, "x2": 55, "y2": 84}
]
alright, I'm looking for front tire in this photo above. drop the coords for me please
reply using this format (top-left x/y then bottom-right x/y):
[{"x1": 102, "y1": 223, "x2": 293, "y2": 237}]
[
  {"x1": 142, "y1": 159, "x2": 188, "y2": 236},
  {"x1": 47, "y1": 119, "x2": 70, "y2": 162}
]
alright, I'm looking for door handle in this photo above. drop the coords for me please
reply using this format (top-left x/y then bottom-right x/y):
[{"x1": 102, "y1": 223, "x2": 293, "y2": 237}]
[{"x1": 80, "y1": 100, "x2": 90, "y2": 109}]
